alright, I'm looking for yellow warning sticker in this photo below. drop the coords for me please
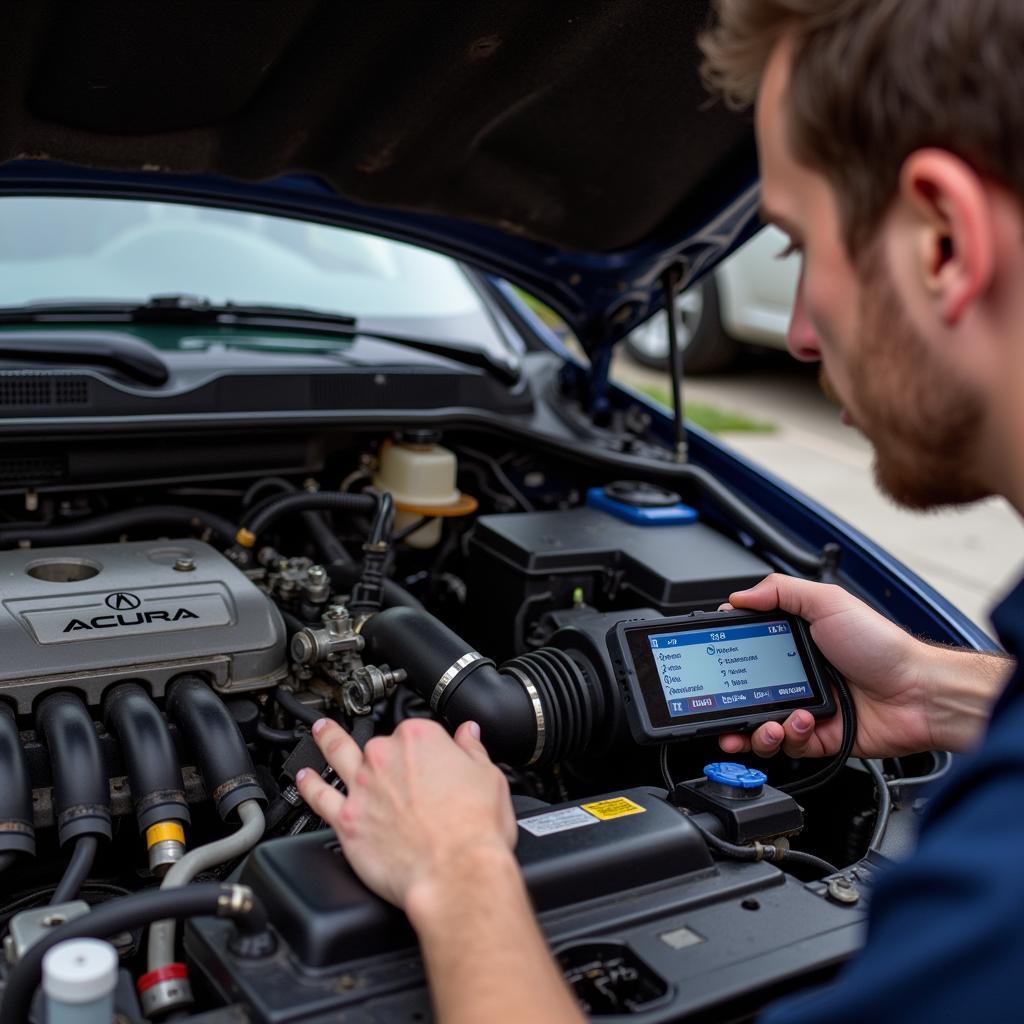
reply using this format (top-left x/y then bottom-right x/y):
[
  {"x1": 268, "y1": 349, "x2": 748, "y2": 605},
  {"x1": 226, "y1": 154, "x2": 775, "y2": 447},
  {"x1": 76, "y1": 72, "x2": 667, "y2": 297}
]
[{"x1": 580, "y1": 797, "x2": 646, "y2": 821}]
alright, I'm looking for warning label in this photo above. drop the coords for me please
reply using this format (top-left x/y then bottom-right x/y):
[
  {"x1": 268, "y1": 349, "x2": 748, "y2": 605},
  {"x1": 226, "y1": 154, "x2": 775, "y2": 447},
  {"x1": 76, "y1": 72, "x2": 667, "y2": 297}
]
[
  {"x1": 579, "y1": 797, "x2": 646, "y2": 821},
  {"x1": 518, "y1": 806, "x2": 598, "y2": 837}
]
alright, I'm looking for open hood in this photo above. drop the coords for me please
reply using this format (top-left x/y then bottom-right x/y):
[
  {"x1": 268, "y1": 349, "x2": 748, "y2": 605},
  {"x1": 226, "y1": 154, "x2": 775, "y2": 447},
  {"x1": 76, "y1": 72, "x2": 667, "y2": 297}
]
[{"x1": 0, "y1": 0, "x2": 759, "y2": 364}]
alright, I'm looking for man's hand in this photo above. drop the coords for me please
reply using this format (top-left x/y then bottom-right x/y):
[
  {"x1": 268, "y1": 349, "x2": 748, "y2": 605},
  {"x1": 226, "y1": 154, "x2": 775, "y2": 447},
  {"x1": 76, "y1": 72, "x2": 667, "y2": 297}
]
[
  {"x1": 718, "y1": 574, "x2": 1009, "y2": 760},
  {"x1": 296, "y1": 717, "x2": 585, "y2": 1024},
  {"x1": 295, "y1": 717, "x2": 516, "y2": 911}
]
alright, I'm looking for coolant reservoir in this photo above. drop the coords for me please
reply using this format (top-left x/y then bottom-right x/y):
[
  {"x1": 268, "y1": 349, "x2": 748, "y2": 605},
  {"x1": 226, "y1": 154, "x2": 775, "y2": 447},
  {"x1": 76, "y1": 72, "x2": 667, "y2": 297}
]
[{"x1": 374, "y1": 439, "x2": 474, "y2": 548}]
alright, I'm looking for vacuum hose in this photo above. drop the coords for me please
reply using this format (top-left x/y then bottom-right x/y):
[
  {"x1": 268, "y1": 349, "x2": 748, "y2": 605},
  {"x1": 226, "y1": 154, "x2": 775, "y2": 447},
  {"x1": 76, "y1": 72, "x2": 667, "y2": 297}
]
[
  {"x1": 104, "y1": 682, "x2": 190, "y2": 875},
  {"x1": 0, "y1": 702, "x2": 34, "y2": 857},
  {"x1": 361, "y1": 607, "x2": 601, "y2": 766}
]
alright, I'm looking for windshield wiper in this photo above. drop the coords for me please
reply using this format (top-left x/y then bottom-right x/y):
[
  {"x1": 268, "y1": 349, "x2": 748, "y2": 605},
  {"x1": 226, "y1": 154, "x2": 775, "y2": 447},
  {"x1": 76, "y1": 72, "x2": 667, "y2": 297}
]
[{"x1": 0, "y1": 296, "x2": 521, "y2": 385}]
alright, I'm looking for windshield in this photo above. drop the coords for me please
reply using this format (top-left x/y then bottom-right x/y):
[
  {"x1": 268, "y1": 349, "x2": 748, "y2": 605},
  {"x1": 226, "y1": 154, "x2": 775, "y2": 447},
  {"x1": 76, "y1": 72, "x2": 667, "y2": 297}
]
[{"x1": 0, "y1": 195, "x2": 511, "y2": 356}]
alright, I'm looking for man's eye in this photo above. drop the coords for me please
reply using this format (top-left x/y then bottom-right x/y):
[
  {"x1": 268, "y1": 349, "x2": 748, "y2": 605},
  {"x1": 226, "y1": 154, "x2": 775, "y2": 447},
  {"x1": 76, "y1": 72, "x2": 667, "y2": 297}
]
[{"x1": 775, "y1": 242, "x2": 802, "y2": 261}]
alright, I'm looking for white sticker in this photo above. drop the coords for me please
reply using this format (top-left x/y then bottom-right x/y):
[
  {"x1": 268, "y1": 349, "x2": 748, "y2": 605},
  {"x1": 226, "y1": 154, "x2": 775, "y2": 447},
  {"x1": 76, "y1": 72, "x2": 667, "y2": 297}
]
[{"x1": 518, "y1": 806, "x2": 599, "y2": 837}]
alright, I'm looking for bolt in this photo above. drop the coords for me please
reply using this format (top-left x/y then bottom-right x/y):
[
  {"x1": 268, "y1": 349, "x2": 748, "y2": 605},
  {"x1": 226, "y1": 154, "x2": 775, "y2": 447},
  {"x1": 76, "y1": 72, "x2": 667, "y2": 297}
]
[
  {"x1": 827, "y1": 877, "x2": 860, "y2": 905},
  {"x1": 173, "y1": 556, "x2": 196, "y2": 572},
  {"x1": 307, "y1": 565, "x2": 327, "y2": 584},
  {"x1": 326, "y1": 604, "x2": 348, "y2": 621}
]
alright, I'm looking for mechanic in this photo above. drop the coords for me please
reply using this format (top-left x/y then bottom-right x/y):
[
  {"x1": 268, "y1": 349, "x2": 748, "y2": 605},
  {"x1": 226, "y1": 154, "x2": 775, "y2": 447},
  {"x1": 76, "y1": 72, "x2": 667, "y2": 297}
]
[{"x1": 295, "y1": 1, "x2": 1024, "y2": 1020}]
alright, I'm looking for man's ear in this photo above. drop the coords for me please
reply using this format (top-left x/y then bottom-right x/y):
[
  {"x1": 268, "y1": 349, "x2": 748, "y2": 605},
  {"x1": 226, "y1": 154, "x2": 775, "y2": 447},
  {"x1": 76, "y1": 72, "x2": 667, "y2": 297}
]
[{"x1": 898, "y1": 149, "x2": 995, "y2": 326}]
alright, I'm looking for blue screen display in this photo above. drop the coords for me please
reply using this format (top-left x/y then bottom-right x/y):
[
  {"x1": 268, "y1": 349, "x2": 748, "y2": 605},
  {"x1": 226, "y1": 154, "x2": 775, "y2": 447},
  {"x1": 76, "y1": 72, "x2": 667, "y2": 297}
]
[{"x1": 648, "y1": 620, "x2": 812, "y2": 718}]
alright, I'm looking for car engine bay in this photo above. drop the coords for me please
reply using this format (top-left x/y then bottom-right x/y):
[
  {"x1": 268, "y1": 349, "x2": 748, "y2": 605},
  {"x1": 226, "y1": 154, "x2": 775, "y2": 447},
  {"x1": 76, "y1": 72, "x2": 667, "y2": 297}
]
[{"x1": 0, "y1": 428, "x2": 942, "y2": 1023}]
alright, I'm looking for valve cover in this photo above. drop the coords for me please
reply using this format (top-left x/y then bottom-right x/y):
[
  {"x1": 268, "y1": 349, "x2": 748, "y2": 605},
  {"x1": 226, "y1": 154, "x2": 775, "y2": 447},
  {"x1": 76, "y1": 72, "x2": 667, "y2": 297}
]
[{"x1": 0, "y1": 539, "x2": 287, "y2": 711}]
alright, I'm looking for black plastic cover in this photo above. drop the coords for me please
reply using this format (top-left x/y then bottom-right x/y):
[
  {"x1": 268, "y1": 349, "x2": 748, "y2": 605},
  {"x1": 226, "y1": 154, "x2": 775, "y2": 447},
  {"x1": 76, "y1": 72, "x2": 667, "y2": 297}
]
[
  {"x1": 468, "y1": 508, "x2": 771, "y2": 655},
  {"x1": 238, "y1": 788, "x2": 709, "y2": 968}
]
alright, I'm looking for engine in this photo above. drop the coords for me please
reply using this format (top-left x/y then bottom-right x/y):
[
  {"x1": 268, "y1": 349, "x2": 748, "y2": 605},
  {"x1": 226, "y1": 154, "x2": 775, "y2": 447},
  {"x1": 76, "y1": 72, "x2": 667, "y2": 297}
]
[{"x1": 0, "y1": 437, "x2": 908, "y2": 1023}]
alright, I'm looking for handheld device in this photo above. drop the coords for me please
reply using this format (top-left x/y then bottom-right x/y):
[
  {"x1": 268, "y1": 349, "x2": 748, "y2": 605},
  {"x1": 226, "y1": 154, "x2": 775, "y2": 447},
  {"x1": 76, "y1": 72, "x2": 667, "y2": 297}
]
[{"x1": 609, "y1": 609, "x2": 837, "y2": 743}]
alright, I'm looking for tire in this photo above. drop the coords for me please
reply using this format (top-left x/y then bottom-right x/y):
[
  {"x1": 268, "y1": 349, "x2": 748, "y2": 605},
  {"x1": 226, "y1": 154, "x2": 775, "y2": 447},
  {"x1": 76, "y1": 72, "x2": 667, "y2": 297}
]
[{"x1": 622, "y1": 277, "x2": 738, "y2": 374}]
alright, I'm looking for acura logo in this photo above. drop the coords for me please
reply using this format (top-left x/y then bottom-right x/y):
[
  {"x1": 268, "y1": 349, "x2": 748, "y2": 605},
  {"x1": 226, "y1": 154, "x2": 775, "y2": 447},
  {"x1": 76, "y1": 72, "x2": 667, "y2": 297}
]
[{"x1": 105, "y1": 592, "x2": 142, "y2": 611}]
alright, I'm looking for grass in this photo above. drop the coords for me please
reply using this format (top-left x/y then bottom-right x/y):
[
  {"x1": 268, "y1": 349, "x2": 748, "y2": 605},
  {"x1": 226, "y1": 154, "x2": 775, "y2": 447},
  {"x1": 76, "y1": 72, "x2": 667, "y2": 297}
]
[{"x1": 635, "y1": 383, "x2": 776, "y2": 435}]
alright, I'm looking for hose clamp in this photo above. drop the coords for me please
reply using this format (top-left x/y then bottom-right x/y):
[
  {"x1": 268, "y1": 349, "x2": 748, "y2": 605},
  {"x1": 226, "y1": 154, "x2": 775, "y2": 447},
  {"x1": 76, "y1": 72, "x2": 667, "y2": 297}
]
[
  {"x1": 431, "y1": 652, "x2": 486, "y2": 710},
  {"x1": 505, "y1": 666, "x2": 546, "y2": 765}
]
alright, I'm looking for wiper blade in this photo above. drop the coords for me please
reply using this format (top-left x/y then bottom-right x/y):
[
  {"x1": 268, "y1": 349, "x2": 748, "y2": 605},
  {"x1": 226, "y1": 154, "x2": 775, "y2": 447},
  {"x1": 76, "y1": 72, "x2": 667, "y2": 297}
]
[{"x1": 0, "y1": 296, "x2": 520, "y2": 385}]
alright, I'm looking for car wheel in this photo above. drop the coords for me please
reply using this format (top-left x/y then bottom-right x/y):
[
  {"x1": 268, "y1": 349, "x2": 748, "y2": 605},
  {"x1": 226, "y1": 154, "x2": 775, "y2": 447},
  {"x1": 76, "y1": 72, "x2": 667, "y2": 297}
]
[{"x1": 622, "y1": 278, "x2": 738, "y2": 374}]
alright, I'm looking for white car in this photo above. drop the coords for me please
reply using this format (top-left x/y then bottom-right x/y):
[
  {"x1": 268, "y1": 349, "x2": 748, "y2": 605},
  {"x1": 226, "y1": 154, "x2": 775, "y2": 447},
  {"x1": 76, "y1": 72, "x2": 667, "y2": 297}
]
[{"x1": 624, "y1": 226, "x2": 799, "y2": 373}]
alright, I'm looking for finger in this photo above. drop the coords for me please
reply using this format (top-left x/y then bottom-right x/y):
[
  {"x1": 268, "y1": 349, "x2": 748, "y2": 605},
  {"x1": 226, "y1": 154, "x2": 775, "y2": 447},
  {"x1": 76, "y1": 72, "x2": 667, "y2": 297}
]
[
  {"x1": 718, "y1": 733, "x2": 751, "y2": 754},
  {"x1": 749, "y1": 720, "x2": 786, "y2": 758},
  {"x1": 779, "y1": 710, "x2": 819, "y2": 758},
  {"x1": 312, "y1": 718, "x2": 363, "y2": 787},
  {"x1": 717, "y1": 602, "x2": 735, "y2": 612},
  {"x1": 296, "y1": 768, "x2": 347, "y2": 824},
  {"x1": 453, "y1": 720, "x2": 492, "y2": 764}
]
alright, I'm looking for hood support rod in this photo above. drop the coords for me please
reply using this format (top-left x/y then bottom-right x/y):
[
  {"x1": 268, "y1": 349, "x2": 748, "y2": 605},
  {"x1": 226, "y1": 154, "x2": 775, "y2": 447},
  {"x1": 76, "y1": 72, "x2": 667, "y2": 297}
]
[{"x1": 661, "y1": 267, "x2": 688, "y2": 462}]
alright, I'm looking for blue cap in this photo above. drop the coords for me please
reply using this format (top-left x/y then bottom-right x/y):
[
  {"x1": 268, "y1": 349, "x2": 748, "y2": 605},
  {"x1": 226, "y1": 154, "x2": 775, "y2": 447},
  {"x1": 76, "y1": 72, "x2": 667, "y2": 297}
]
[{"x1": 703, "y1": 762, "x2": 767, "y2": 790}]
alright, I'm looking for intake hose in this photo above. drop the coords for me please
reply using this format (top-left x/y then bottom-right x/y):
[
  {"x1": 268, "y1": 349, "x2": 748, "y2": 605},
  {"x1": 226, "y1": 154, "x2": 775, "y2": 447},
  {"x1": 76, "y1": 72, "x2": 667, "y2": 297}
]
[
  {"x1": 361, "y1": 607, "x2": 603, "y2": 766},
  {"x1": 165, "y1": 675, "x2": 266, "y2": 820},
  {"x1": 0, "y1": 701, "x2": 35, "y2": 857},
  {"x1": 36, "y1": 693, "x2": 112, "y2": 847},
  {"x1": 103, "y1": 682, "x2": 190, "y2": 875},
  {"x1": 0, "y1": 504, "x2": 237, "y2": 549}
]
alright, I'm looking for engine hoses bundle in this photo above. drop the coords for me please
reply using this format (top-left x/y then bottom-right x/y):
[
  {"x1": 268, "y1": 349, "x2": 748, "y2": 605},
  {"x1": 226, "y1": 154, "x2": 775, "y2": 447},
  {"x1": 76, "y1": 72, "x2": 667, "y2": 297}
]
[
  {"x1": 0, "y1": 883, "x2": 269, "y2": 1024},
  {"x1": 234, "y1": 488, "x2": 395, "y2": 617}
]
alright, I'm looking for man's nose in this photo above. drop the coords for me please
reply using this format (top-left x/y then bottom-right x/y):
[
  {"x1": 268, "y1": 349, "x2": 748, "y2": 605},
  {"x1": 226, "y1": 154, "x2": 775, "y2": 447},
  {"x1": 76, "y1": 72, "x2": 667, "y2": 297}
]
[{"x1": 786, "y1": 283, "x2": 820, "y2": 362}]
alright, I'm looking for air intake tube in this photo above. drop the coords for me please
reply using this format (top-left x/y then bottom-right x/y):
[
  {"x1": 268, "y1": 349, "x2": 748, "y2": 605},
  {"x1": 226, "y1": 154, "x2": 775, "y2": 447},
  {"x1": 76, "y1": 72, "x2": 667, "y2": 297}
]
[
  {"x1": 361, "y1": 607, "x2": 607, "y2": 766},
  {"x1": 0, "y1": 702, "x2": 35, "y2": 858},
  {"x1": 36, "y1": 693, "x2": 112, "y2": 847},
  {"x1": 104, "y1": 683, "x2": 190, "y2": 876},
  {"x1": 165, "y1": 675, "x2": 266, "y2": 819}
]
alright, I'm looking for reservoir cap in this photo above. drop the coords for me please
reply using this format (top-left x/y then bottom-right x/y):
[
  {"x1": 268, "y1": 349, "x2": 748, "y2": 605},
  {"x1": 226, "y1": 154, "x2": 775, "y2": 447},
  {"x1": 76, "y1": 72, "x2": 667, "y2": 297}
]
[{"x1": 703, "y1": 762, "x2": 767, "y2": 791}]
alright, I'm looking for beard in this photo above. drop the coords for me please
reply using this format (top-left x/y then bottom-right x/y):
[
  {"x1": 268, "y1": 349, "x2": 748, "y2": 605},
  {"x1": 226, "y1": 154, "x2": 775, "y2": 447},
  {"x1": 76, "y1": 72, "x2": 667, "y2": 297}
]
[{"x1": 824, "y1": 251, "x2": 989, "y2": 510}]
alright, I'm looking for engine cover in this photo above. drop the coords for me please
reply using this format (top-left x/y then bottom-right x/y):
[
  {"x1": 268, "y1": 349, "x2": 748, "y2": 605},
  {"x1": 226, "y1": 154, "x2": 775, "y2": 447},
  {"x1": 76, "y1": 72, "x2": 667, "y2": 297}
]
[{"x1": 0, "y1": 539, "x2": 287, "y2": 711}]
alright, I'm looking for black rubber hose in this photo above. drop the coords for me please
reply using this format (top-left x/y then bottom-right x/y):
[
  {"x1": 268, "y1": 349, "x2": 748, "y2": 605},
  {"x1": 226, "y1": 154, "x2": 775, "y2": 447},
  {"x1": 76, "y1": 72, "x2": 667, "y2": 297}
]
[
  {"x1": 0, "y1": 882, "x2": 267, "y2": 1024},
  {"x1": 165, "y1": 675, "x2": 265, "y2": 821},
  {"x1": 36, "y1": 693, "x2": 112, "y2": 846},
  {"x1": 0, "y1": 702, "x2": 34, "y2": 856},
  {"x1": 242, "y1": 491, "x2": 376, "y2": 538},
  {"x1": 103, "y1": 683, "x2": 189, "y2": 833},
  {"x1": 326, "y1": 563, "x2": 425, "y2": 611},
  {"x1": 256, "y1": 721, "x2": 306, "y2": 745},
  {"x1": 273, "y1": 687, "x2": 323, "y2": 729},
  {"x1": 50, "y1": 835, "x2": 98, "y2": 904},
  {"x1": 242, "y1": 477, "x2": 352, "y2": 565},
  {"x1": 0, "y1": 504, "x2": 237, "y2": 549},
  {"x1": 362, "y1": 606, "x2": 538, "y2": 765},
  {"x1": 0, "y1": 852, "x2": 16, "y2": 874}
]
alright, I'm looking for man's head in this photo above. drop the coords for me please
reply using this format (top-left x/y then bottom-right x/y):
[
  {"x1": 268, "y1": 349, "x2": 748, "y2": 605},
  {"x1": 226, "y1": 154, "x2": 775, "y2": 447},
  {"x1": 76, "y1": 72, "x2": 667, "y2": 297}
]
[{"x1": 701, "y1": 0, "x2": 1024, "y2": 509}]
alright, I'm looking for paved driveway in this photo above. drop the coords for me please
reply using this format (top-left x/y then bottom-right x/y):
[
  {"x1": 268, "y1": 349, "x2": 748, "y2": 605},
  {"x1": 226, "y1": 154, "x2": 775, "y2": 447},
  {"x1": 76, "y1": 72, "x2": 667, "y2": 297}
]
[{"x1": 612, "y1": 350, "x2": 1024, "y2": 639}]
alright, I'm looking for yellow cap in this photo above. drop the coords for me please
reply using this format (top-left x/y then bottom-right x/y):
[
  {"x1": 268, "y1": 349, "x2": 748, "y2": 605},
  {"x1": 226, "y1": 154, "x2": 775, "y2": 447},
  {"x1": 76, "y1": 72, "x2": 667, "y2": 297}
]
[
  {"x1": 145, "y1": 821, "x2": 186, "y2": 849},
  {"x1": 235, "y1": 527, "x2": 256, "y2": 548}
]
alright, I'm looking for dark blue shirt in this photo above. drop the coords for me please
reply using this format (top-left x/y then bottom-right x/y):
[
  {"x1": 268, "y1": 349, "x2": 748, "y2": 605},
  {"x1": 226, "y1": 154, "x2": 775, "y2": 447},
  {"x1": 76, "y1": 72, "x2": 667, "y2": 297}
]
[{"x1": 762, "y1": 581, "x2": 1023, "y2": 1024}]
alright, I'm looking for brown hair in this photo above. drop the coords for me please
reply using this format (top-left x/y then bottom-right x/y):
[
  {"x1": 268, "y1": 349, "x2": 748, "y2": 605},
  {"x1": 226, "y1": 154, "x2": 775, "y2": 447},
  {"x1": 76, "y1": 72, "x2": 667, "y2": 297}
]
[{"x1": 700, "y1": 0, "x2": 1024, "y2": 254}]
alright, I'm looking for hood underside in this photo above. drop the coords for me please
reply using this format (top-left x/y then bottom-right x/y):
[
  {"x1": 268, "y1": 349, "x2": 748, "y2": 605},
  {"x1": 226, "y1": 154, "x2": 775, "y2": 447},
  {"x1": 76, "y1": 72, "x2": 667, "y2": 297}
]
[{"x1": 0, "y1": 0, "x2": 759, "y2": 351}]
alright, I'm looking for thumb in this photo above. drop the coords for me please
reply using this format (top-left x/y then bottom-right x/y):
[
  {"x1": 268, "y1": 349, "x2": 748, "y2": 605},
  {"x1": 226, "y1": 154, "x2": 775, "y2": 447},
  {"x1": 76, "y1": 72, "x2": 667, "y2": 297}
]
[
  {"x1": 454, "y1": 720, "x2": 492, "y2": 763},
  {"x1": 729, "y1": 573, "x2": 842, "y2": 621}
]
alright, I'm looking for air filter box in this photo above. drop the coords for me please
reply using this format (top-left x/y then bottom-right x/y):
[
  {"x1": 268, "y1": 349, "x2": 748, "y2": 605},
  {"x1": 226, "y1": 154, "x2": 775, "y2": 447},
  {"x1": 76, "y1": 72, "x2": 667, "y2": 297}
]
[{"x1": 467, "y1": 508, "x2": 771, "y2": 657}]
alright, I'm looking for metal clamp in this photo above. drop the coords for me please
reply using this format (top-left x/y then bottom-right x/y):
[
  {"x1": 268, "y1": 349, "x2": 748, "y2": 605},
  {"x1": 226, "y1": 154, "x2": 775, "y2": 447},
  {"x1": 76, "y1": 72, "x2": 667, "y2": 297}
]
[
  {"x1": 430, "y1": 652, "x2": 486, "y2": 710},
  {"x1": 504, "y1": 666, "x2": 546, "y2": 765}
]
